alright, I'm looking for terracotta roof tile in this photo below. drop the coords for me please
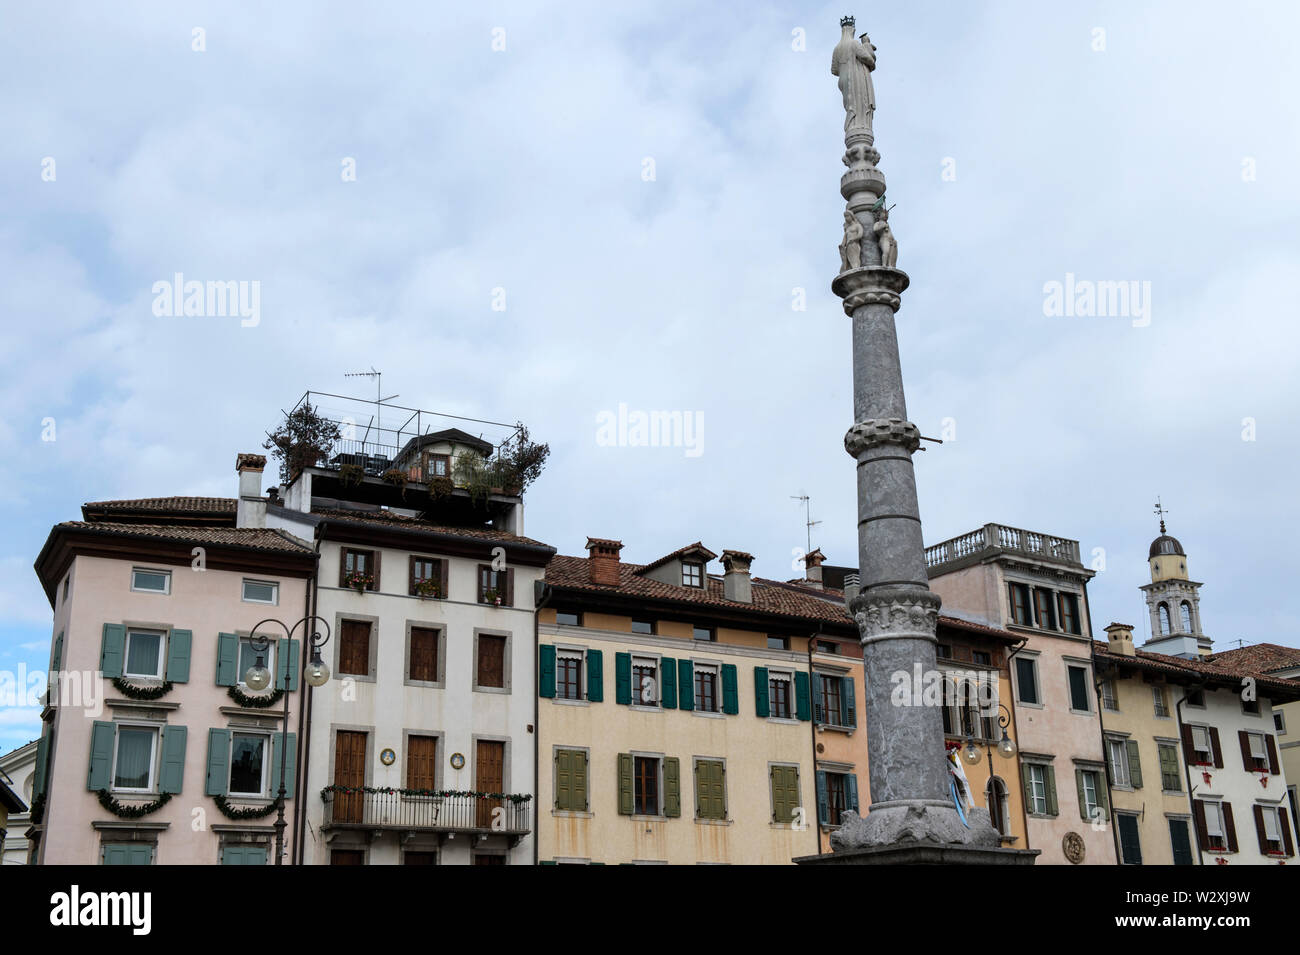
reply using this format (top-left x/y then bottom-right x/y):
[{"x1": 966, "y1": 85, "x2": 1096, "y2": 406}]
[
  {"x1": 56, "y1": 521, "x2": 313, "y2": 553},
  {"x1": 1208, "y1": 643, "x2": 1300, "y2": 675},
  {"x1": 1094, "y1": 641, "x2": 1300, "y2": 697},
  {"x1": 83, "y1": 496, "x2": 237, "y2": 515},
  {"x1": 637, "y1": 542, "x2": 718, "y2": 574},
  {"x1": 312, "y1": 507, "x2": 551, "y2": 548}
]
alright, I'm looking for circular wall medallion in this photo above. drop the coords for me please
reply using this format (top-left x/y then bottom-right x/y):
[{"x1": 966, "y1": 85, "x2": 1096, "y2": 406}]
[
  {"x1": 380, "y1": 748, "x2": 396, "y2": 766},
  {"x1": 1062, "y1": 831, "x2": 1086, "y2": 864},
  {"x1": 450, "y1": 752, "x2": 466, "y2": 770}
]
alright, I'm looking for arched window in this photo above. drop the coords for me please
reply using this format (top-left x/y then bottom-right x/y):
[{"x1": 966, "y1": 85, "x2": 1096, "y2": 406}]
[
  {"x1": 986, "y1": 776, "x2": 1009, "y2": 835},
  {"x1": 1180, "y1": 602, "x2": 1193, "y2": 633},
  {"x1": 1158, "y1": 604, "x2": 1171, "y2": 635}
]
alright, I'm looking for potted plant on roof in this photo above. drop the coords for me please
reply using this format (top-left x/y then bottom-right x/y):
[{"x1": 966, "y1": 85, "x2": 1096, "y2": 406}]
[
  {"x1": 382, "y1": 468, "x2": 408, "y2": 498},
  {"x1": 344, "y1": 569, "x2": 374, "y2": 595}
]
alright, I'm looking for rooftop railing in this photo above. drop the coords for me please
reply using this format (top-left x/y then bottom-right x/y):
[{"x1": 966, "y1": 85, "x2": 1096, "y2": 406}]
[{"x1": 925, "y1": 523, "x2": 1082, "y2": 572}]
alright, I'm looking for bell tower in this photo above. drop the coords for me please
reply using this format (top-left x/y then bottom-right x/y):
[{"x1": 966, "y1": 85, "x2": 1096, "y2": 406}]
[{"x1": 1139, "y1": 502, "x2": 1209, "y2": 658}]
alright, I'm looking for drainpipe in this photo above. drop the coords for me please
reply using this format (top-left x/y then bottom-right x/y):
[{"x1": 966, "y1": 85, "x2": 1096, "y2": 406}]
[
  {"x1": 806, "y1": 631, "x2": 823, "y2": 856},
  {"x1": 532, "y1": 581, "x2": 553, "y2": 866},
  {"x1": 1002, "y1": 638, "x2": 1031, "y2": 853},
  {"x1": 294, "y1": 532, "x2": 322, "y2": 865},
  {"x1": 1175, "y1": 681, "x2": 1208, "y2": 866},
  {"x1": 1090, "y1": 641, "x2": 1123, "y2": 866}
]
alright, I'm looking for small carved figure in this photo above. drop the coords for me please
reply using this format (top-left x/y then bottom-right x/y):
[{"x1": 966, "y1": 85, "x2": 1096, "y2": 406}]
[
  {"x1": 872, "y1": 206, "x2": 897, "y2": 269},
  {"x1": 839, "y1": 211, "x2": 865, "y2": 272}
]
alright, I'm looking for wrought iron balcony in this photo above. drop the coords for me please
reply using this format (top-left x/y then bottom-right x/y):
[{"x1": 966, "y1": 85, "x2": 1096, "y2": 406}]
[
  {"x1": 320, "y1": 786, "x2": 532, "y2": 840},
  {"x1": 925, "y1": 523, "x2": 1083, "y2": 574}
]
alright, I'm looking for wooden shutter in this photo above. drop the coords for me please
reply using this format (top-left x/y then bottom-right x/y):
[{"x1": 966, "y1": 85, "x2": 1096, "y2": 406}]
[
  {"x1": 1021, "y1": 763, "x2": 1034, "y2": 812},
  {"x1": 1181, "y1": 724, "x2": 1196, "y2": 765},
  {"x1": 1266, "y1": 735, "x2": 1280, "y2": 774},
  {"x1": 339, "y1": 620, "x2": 371, "y2": 677},
  {"x1": 1224, "y1": 802, "x2": 1238, "y2": 852},
  {"x1": 1095, "y1": 771, "x2": 1109, "y2": 820},
  {"x1": 410, "y1": 627, "x2": 438, "y2": 683},
  {"x1": 87, "y1": 721, "x2": 115, "y2": 791},
  {"x1": 617, "y1": 753, "x2": 634, "y2": 814},
  {"x1": 1254, "y1": 804, "x2": 1269, "y2": 854},
  {"x1": 33, "y1": 732, "x2": 50, "y2": 801},
  {"x1": 842, "y1": 676, "x2": 857, "y2": 727},
  {"x1": 1281, "y1": 808, "x2": 1296, "y2": 857},
  {"x1": 1044, "y1": 765, "x2": 1058, "y2": 816},
  {"x1": 440, "y1": 558, "x2": 450, "y2": 598},
  {"x1": 1126, "y1": 739, "x2": 1143, "y2": 789},
  {"x1": 794, "y1": 671, "x2": 811, "y2": 721},
  {"x1": 847, "y1": 774, "x2": 859, "y2": 813},
  {"x1": 407, "y1": 736, "x2": 438, "y2": 791},
  {"x1": 205, "y1": 728, "x2": 231, "y2": 796},
  {"x1": 505, "y1": 568, "x2": 514, "y2": 607},
  {"x1": 677, "y1": 660, "x2": 694, "y2": 712},
  {"x1": 1238, "y1": 730, "x2": 1252, "y2": 769},
  {"x1": 478, "y1": 635, "x2": 506, "y2": 688},
  {"x1": 1192, "y1": 799, "x2": 1209, "y2": 849},
  {"x1": 1209, "y1": 727, "x2": 1224, "y2": 768},
  {"x1": 770, "y1": 766, "x2": 798, "y2": 824},
  {"x1": 271, "y1": 732, "x2": 297, "y2": 799},
  {"x1": 371, "y1": 550, "x2": 381, "y2": 590},
  {"x1": 812, "y1": 673, "x2": 825, "y2": 723},
  {"x1": 538, "y1": 644, "x2": 556, "y2": 698},
  {"x1": 100, "y1": 623, "x2": 126, "y2": 679},
  {"x1": 815, "y1": 770, "x2": 829, "y2": 826},
  {"x1": 754, "y1": 667, "x2": 770, "y2": 718},
  {"x1": 158, "y1": 725, "x2": 187, "y2": 794},
  {"x1": 695, "y1": 760, "x2": 724, "y2": 820},
  {"x1": 660, "y1": 656, "x2": 677, "y2": 709},
  {"x1": 216, "y1": 633, "x2": 238, "y2": 686},
  {"x1": 1075, "y1": 769, "x2": 1088, "y2": 821},
  {"x1": 276, "y1": 638, "x2": 300, "y2": 691},
  {"x1": 51, "y1": 632, "x2": 63, "y2": 673},
  {"x1": 663, "y1": 758, "x2": 681, "y2": 818},
  {"x1": 721, "y1": 664, "x2": 739, "y2": 715},
  {"x1": 586, "y1": 649, "x2": 603, "y2": 702},
  {"x1": 615, "y1": 652, "x2": 631, "y2": 704},
  {"x1": 165, "y1": 629, "x2": 192, "y2": 683}
]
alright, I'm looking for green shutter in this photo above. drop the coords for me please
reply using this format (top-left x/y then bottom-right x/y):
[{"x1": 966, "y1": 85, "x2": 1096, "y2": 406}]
[
  {"x1": 539, "y1": 644, "x2": 556, "y2": 698},
  {"x1": 1044, "y1": 765, "x2": 1058, "y2": 816},
  {"x1": 575, "y1": 750, "x2": 588, "y2": 810},
  {"x1": 103, "y1": 844, "x2": 152, "y2": 865},
  {"x1": 276, "y1": 638, "x2": 300, "y2": 691},
  {"x1": 663, "y1": 757, "x2": 681, "y2": 818},
  {"x1": 102, "y1": 845, "x2": 129, "y2": 865},
  {"x1": 100, "y1": 623, "x2": 126, "y2": 679},
  {"x1": 847, "y1": 773, "x2": 860, "y2": 813},
  {"x1": 1076, "y1": 768, "x2": 1088, "y2": 821},
  {"x1": 695, "y1": 760, "x2": 725, "y2": 820},
  {"x1": 1095, "y1": 771, "x2": 1110, "y2": 820},
  {"x1": 842, "y1": 676, "x2": 857, "y2": 727},
  {"x1": 677, "y1": 660, "x2": 693, "y2": 712},
  {"x1": 158, "y1": 725, "x2": 187, "y2": 794},
  {"x1": 794, "y1": 671, "x2": 812, "y2": 721},
  {"x1": 617, "y1": 753, "x2": 634, "y2": 815},
  {"x1": 216, "y1": 633, "x2": 238, "y2": 686},
  {"x1": 771, "y1": 766, "x2": 798, "y2": 824},
  {"x1": 222, "y1": 845, "x2": 267, "y2": 865},
  {"x1": 721, "y1": 664, "x2": 738, "y2": 714},
  {"x1": 1021, "y1": 763, "x2": 1034, "y2": 812},
  {"x1": 660, "y1": 656, "x2": 677, "y2": 709},
  {"x1": 615, "y1": 652, "x2": 631, "y2": 705},
  {"x1": 34, "y1": 731, "x2": 50, "y2": 800},
  {"x1": 554, "y1": 749, "x2": 571, "y2": 809},
  {"x1": 271, "y1": 732, "x2": 296, "y2": 799},
  {"x1": 812, "y1": 673, "x2": 825, "y2": 723},
  {"x1": 87, "y1": 721, "x2": 115, "y2": 791},
  {"x1": 586, "y1": 649, "x2": 603, "y2": 702},
  {"x1": 166, "y1": 629, "x2": 192, "y2": 683},
  {"x1": 206, "y1": 728, "x2": 231, "y2": 796},
  {"x1": 754, "y1": 667, "x2": 770, "y2": 718},
  {"x1": 815, "y1": 770, "x2": 829, "y2": 826},
  {"x1": 1126, "y1": 740, "x2": 1143, "y2": 789},
  {"x1": 51, "y1": 632, "x2": 64, "y2": 674}
]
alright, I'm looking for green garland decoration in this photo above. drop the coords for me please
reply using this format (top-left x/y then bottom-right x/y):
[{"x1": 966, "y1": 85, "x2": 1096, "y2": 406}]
[
  {"x1": 28, "y1": 791, "x2": 46, "y2": 824},
  {"x1": 96, "y1": 789, "x2": 172, "y2": 818},
  {"x1": 227, "y1": 685, "x2": 285, "y2": 709},
  {"x1": 320, "y1": 784, "x2": 532, "y2": 804},
  {"x1": 213, "y1": 793, "x2": 280, "y2": 820},
  {"x1": 111, "y1": 678, "x2": 174, "y2": 700}
]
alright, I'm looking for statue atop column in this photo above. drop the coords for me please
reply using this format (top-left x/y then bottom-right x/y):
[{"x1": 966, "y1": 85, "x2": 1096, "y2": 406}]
[
  {"x1": 831, "y1": 17, "x2": 876, "y2": 136},
  {"x1": 872, "y1": 206, "x2": 897, "y2": 269},
  {"x1": 839, "y1": 211, "x2": 865, "y2": 272}
]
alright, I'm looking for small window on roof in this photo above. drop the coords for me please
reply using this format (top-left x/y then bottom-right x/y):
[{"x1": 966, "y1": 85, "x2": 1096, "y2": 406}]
[
  {"x1": 682, "y1": 562, "x2": 704, "y2": 588},
  {"x1": 131, "y1": 568, "x2": 171, "y2": 594},
  {"x1": 242, "y1": 579, "x2": 279, "y2": 605}
]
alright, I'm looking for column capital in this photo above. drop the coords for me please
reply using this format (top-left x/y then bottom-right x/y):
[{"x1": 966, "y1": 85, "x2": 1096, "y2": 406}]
[
  {"x1": 849, "y1": 586, "x2": 940, "y2": 644},
  {"x1": 831, "y1": 265, "x2": 909, "y2": 314},
  {"x1": 844, "y1": 418, "x2": 921, "y2": 456}
]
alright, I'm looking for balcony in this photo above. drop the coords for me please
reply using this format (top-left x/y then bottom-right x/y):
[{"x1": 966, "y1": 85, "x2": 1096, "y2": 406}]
[
  {"x1": 320, "y1": 787, "x2": 532, "y2": 845},
  {"x1": 925, "y1": 523, "x2": 1083, "y2": 575}
]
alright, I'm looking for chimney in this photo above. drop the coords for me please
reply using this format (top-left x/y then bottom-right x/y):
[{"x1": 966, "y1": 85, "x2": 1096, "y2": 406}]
[
  {"x1": 1105, "y1": 622, "x2": 1136, "y2": 657},
  {"x1": 722, "y1": 550, "x2": 754, "y2": 604},
  {"x1": 804, "y1": 547, "x2": 826, "y2": 590},
  {"x1": 586, "y1": 538, "x2": 623, "y2": 587},
  {"x1": 842, "y1": 572, "x2": 860, "y2": 608},
  {"x1": 236, "y1": 453, "x2": 268, "y2": 529}
]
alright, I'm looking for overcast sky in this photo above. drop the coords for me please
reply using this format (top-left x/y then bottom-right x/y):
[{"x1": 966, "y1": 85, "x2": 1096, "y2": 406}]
[{"x1": 2, "y1": 1, "x2": 1298, "y2": 750}]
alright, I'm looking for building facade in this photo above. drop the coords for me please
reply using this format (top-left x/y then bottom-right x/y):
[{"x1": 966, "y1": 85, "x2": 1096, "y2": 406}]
[{"x1": 0, "y1": 741, "x2": 37, "y2": 865}]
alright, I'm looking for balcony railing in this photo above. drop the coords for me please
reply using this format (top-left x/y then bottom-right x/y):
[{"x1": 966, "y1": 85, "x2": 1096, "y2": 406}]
[
  {"x1": 320, "y1": 787, "x2": 532, "y2": 836},
  {"x1": 925, "y1": 523, "x2": 1082, "y2": 572}
]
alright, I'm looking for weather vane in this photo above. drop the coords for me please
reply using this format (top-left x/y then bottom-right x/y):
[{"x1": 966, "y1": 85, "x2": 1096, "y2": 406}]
[{"x1": 1153, "y1": 497, "x2": 1170, "y2": 534}]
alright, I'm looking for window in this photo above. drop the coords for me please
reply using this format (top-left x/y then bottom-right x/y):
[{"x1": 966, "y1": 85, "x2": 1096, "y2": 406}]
[
  {"x1": 817, "y1": 640, "x2": 837, "y2": 654},
  {"x1": 555, "y1": 749, "x2": 588, "y2": 811},
  {"x1": 767, "y1": 635, "x2": 789, "y2": 650},
  {"x1": 1117, "y1": 813, "x2": 1142, "y2": 865},
  {"x1": 1187, "y1": 687, "x2": 1205, "y2": 708},
  {"x1": 681, "y1": 562, "x2": 703, "y2": 588},
  {"x1": 1025, "y1": 764, "x2": 1054, "y2": 816},
  {"x1": 478, "y1": 566, "x2": 512, "y2": 606},
  {"x1": 340, "y1": 548, "x2": 377, "y2": 591},
  {"x1": 1259, "y1": 805, "x2": 1287, "y2": 856},
  {"x1": 555, "y1": 612, "x2": 581, "y2": 627},
  {"x1": 769, "y1": 671, "x2": 793, "y2": 719},
  {"x1": 694, "y1": 663, "x2": 719, "y2": 713},
  {"x1": 237, "y1": 637, "x2": 275, "y2": 689},
  {"x1": 1180, "y1": 602, "x2": 1193, "y2": 633},
  {"x1": 1276, "y1": 711, "x2": 1287, "y2": 734},
  {"x1": 633, "y1": 756, "x2": 661, "y2": 815},
  {"x1": 477, "y1": 634, "x2": 507, "y2": 689},
  {"x1": 408, "y1": 626, "x2": 440, "y2": 683},
  {"x1": 1190, "y1": 725, "x2": 1213, "y2": 764},
  {"x1": 409, "y1": 557, "x2": 444, "y2": 598},
  {"x1": 986, "y1": 777, "x2": 1010, "y2": 835},
  {"x1": 1079, "y1": 769, "x2": 1105, "y2": 821},
  {"x1": 62, "y1": 575, "x2": 71, "y2": 604},
  {"x1": 1108, "y1": 739, "x2": 1131, "y2": 788},
  {"x1": 769, "y1": 765, "x2": 800, "y2": 824},
  {"x1": 113, "y1": 726, "x2": 159, "y2": 792},
  {"x1": 818, "y1": 770, "x2": 857, "y2": 827},
  {"x1": 632, "y1": 656, "x2": 659, "y2": 706},
  {"x1": 1242, "y1": 731, "x2": 1269, "y2": 772},
  {"x1": 1058, "y1": 593, "x2": 1081, "y2": 635},
  {"x1": 102, "y1": 844, "x2": 154, "y2": 865},
  {"x1": 692, "y1": 625, "x2": 715, "y2": 642},
  {"x1": 972, "y1": 650, "x2": 991, "y2": 666},
  {"x1": 131, "y1": 568, "x2": 171, "y2": 594},
  {"x1": 1202, "y1": 800, "x2": 1228, "y2": 851},
  {"x1": 1101, "y1": 680, "x2": 1118, "y2": 711},
  {"x1": 229, "y1": 733, "x2": 269, "y2": 797},
  {"x1": 1152, "y1": 685, "x2": 1170, "y2": 718},
  {"x1": 556, "y1": 650, "x2": 583, "y2": 701},
  {"x1": 1067, "y1": 664, "x2": 1091, "y2": 712},
  {"x1": 1158, "y1": 743, "x2": 1183, "y2": 791},
  {"x1": 407, "y1": 735, "x2": 438, "y2": 790},
  {"x1": 338, "y1": 619, "x2": 372, "y2": 677},
  {"x1": 819, "y1": 674, "x2": 843, "y2": 726},
  {"x1": 630, "y1": 619, "x2": 655, "y2": 635},
  {"x1": 1014, "y1": 657, "x2": 1040, "y2": 705},
  {"x1": 935, "y1": 644, "x2": 952, "y2": 660},
  {"x1": 241, "y1": 579, "x2": 279, "y2": 605},
  {"x1": 1242, "y1": 697, "x2": 1260, "y2": 716},
  {"x1": 426, "y1": 453, "x2": 450, "y2": 479},
  {"x1": 1033, "y1": 589, "x2": 1056, "y2": 629},
  {"x1": 1008, "y1": 583, "x2": 1031, "y2": 626},
  {"x1": 695, "y1": 759, "x2": 726, "y2": 821},
  {"x1": 124, "y1": 629, "x2": 166, "y2": 680},
  {"x1": 1158, "y1": 604, "x2": 1171, "y2": 635}
]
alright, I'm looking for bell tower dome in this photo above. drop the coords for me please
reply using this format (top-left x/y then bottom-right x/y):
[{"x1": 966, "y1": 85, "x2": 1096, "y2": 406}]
[{"x1": 1139, "y1": 503, "x2": 1208, "y2": 658}]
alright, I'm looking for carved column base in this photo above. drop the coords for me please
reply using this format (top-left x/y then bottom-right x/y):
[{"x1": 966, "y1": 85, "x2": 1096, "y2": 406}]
[
  {"x1": 829, "y1": 804, "x2": 1001, "y2": 852},
  {"x1": 831, "y1": 266, "x2": 910, "y2": 314},
  {"x1": 844, "y1": 418, "x2": 921, "y2": 457}
]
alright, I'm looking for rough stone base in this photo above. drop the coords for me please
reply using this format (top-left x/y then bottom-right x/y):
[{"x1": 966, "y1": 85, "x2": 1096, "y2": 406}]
[
  {"x1": 794, "y1": 841, "x2": 1040, "y2": 865},
  {"x1": 829, "y1": 805, "x2": 1000, "y2": 852}
]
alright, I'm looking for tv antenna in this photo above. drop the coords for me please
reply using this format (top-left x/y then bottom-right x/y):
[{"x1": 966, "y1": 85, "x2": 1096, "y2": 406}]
[
  {"x1": 344, "y1": 368, "x2": 399, "y2": 438},
  {"x1": 790, "y1": 494, "x2": 821, "y2": 555}
]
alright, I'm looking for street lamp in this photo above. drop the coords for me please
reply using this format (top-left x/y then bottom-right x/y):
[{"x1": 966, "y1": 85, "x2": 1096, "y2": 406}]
[
  {"x1": 245, "y1": 615, "x2": 331, "y2": 865},
  {"x1": 961, "y1": 702, "x2": 1016, "y2": 837}
]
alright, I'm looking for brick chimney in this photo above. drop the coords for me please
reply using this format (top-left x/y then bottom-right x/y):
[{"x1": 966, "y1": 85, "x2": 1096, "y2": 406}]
[
  {"x1": 722, "y1": 550, "x2": 754, "y2": 604},
  {"x1": 586, "y1": 537, "x2": 623, "y2": 587},
  {"x1": 804, "y1": 547, "x2": 826, "y2": 590},
  {"x1": 1105, "y1": 622, "x2": 1136, "y2": 657},
  {"x1": 236, "y1": 453, "x2": 268, "y2": 529}
]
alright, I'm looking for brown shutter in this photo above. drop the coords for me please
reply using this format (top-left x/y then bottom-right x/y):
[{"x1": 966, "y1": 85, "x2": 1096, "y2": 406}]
[
  {"x1": 1223, "y1": 802, "x2": 1238, "y2": 852},
  {"x1": 1182, "y1": 724, "x2": 1196, "y2": 765},
  {"x1": 506, "y1": 568, "x2": 515, "y2": 607},
  {"x1": 339, "y1": 549, "x2": 349, "y2": 588},
  {"x1": 1266, "y1": 734, "x2": 1280, "y2": 774},
  {"x1": 477, "y1": 564, "x2": 489, "y2": 602},
  {"x1": 1192, "y1": 799, "x2": 1209, "y2": 849},
  {"x1": 372, "y1": 550, "x2": 381, "y2": 590},
  {"x1": 1254, "y1": 804, "x2": 1269, "y2": 855},
  {"x1": 1239, "y1": 730, "x2": 1252, "y2": 769},
  {"x1": 1209, "y1": 727, "x2": 1224, "y2": 768},
  {"x1": 1281, "y1": 808, "x2": 1296, "y2": 857},
  {"x1": 440, "y1": 559, "x2": 449, "y2": 599}
]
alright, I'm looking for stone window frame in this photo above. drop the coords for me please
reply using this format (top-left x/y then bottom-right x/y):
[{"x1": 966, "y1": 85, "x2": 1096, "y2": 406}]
[
  {"x1": 213, "y1": 825, "x2": 274, "y2": 864},
  {"x1": 1020, "y1": 755, "x2": 1056, "y2": 818},
  {"x1": 403, "y1": 618, "x2": 446, "y2": 688},
  {"x1": 333, "y1": 612, "x2": 379, "y2": 683},
  {"x1": 629, "y1": 749, "x2": 666, "y2": 820},
  {"x1": 470, "y1": 733, "x2": 513, "y2": 797},
  {"x1": 1063, "y1": 658, "x2": 1094, "y2": 715},
  {"x1": 1155, "y1": 737, "x2": 1185, "y2": 793},
  {"x1": 552, "y1": 643, "x2": 587, "y2": 704},
  {"x1": 629, "y1": 651, "x2": 663, "y2": 712},
  {"x1": 1104, "y1": 733, "x2": 1133, "y2": 791},
  {"x1": 91, "y1": 821, "x2": 166, "y2": 863},
  {"x1": 1011, "y1": 652, "x2": 1043, "y2": 709},
  {"x1": 472, "y1": 627, "x2": 513, "y2": 694},
  {"x1": 401, "y1": 728, "x2": 445, "y2": 791},
  {"x1": 690, "y1": 659, "x2": 723, "y2": 716},
  {"x1": 766, "y1": 760, "x2": 803, "y2": 829}
]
